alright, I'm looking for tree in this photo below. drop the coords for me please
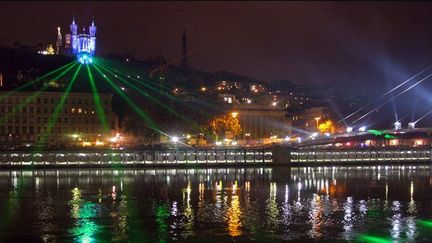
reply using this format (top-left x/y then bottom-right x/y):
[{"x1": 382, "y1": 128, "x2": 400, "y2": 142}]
[
  {"x1": 210, "y1": 113, "x2": 242, "y2": 141},
  {"x1": 318, "y1": 119, "x2": 336, "y2": 133}
]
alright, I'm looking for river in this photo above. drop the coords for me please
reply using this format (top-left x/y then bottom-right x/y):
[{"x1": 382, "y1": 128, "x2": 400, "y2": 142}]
[{"x1": 0, "y1": 165, "x2": 431, "y2": 242}]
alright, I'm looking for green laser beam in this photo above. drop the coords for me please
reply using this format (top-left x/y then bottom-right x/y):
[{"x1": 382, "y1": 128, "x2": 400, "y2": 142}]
[
  {"x1": 86, "y1": 65, "x2": 111, "y2": 134},
  {"x1": 0, "y1": 61, "x2": 76, "y2": 103},
  {"x1": 34, "y1": 64, "x2": 82, "y2": 150},
  {"x1": 357, "y1": 234, "x2": 393, "y2": 243},
  {"x1": 0, "y1": 62, "x2": 79, "y2": 126},
  {"x1": 97, "y1": 58, "x2": 218, "y2": 108},
  {"x1": 91, "y1": 64, "x2": 165, "y2": 136},
  {"x1": 95, "y1": 60, "x2": 215, "y2": 118},
  {"x1": 95, "y1": 59, "x2": 176, "y2": 98},
  {"x1": 116, "y1": 69, "x2": 219, "y2": 115},
  {"x1": 94, "y1": 63, "x2": 198, "y2": 128}
]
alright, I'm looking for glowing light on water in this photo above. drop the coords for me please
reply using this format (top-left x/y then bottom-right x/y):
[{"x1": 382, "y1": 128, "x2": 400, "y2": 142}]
[{"x1": 357, "y1": 235, "x2": 393, "y2": 243}]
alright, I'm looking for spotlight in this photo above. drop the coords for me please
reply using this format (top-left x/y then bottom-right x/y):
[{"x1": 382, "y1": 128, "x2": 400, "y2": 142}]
[
  {"x1": 171, "y1": 136, "x2": 179, "y2": 143},
  {"x1": 359, "y1": 126, "x2": 366, "y2": 132},
  {"x1": 408, "y1": 122, "x2": 416, "y2": 129},
  {"x1": 346, "y1": 127, "x2": 353, "y2": 133},
  {"x1": 394, "y1": 121, "x2": 401, "y2": 130}
]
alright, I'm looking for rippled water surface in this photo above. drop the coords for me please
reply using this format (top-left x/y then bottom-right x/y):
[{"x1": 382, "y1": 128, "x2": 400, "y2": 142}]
[{"x1": 0, "y1": 165, "x2": 432, "y2": 242}]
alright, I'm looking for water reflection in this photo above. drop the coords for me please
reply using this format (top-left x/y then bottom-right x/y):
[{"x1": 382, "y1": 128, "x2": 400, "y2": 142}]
[
  {"x1": 0, "y1": 166, "x2": 430, "y2": 241},
  {"x1": 69, "y1": 187, "x2": 100, "y2": 243},
  {"x1": 226, "y1": 181, "x2": 242, "y2": 237}
]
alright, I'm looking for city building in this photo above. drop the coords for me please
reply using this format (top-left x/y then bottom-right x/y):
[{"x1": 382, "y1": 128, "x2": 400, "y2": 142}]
[
  {"x1": 231, "y1": 103, "x2": 291, "y2": 144},
  {"x1": 0, "y1": 91, "x2": 118, "y2": 148},
  {"x1": 219, "y1": 93, "x2": 237, "y2": 104},
  {"x1": 289, "y1": 105, "x2": 338, "y2": 134}
]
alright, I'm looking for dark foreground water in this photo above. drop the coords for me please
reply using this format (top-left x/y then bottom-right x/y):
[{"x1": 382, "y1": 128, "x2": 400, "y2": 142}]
[{"x1": 0, "y1": 166, "x2": 432, "y2": 242}]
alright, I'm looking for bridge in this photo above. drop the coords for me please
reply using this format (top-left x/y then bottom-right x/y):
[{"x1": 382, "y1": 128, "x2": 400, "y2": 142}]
[
  {"x1": 0, "y1": 146, "x2": 431, "y2": 168},
  {"x1": 0, "y1": 148, "x2": 273, "y2": 168},
  {"x1": 290, "y1": 147, "x2": 431, "y2": 163}
]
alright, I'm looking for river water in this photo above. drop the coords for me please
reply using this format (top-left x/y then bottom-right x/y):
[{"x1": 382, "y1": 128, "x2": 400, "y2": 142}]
[{"x1": 0, "y1": 165, "x2": 431, "y2": 242}]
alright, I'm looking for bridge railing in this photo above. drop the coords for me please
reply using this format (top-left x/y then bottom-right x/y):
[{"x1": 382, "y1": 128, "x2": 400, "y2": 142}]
[
  {"x1": 290, "y1": 148, "x2": 432, "y2": 163},
  {"x1": 0, "y1": 148, "x2": 273, "y2": 166}
]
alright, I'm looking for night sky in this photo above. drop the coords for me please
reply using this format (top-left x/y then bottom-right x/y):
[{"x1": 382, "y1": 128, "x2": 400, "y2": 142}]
[{"x1": 2, "y1": 2, "x2": 432, "y2": 98}]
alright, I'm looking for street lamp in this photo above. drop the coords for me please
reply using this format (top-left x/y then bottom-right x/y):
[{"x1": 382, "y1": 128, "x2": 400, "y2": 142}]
[
  {"x1": 314, "y1": 117, "x2": 321, "y2": 131},
  {"x1": 171, "y1": 136, "x2": 179, "y2": 143},
  {"x1": 171, "y1": 136, "x2": 179, "y2": 163}
]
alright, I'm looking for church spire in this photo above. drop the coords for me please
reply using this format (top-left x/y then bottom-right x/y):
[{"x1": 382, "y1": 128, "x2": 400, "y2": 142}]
[
  {"x1": 180, "y1": 29, "x2": 189, "y2": 67},
  {"x1": 56, "y1": 26, "x2": 62, "y2": 54}
]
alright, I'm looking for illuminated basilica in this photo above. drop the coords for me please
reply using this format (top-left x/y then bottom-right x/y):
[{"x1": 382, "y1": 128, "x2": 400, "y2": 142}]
[{"x1": 57, "y1": 17, "x2": 97, "y2": 64}]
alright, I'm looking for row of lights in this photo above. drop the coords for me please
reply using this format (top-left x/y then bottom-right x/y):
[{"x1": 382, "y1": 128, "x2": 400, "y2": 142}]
[
  {"x1": 346, "y1": 121, "x2": 417, "y2": 134},
  {"x1": 393, "y1": 121, "x2": 416, "y2": 130},
  {"x1": 346, "y1": 126, "x2": 367, "y2": 133}
]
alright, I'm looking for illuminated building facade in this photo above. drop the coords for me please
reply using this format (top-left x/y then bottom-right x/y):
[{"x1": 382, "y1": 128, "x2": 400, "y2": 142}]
[
  {"x1": 70, "y1": 18, "x2": 96, "y2": 64},
  {"x1": 0, "y1": 91, "x2": 118, "y2": 148},
  {"x1": 289, "y1": 106, "x2": 342, "y2": 134},
  {"x1": 231, "y1": 103, "x2": 291, "y2": 142}
]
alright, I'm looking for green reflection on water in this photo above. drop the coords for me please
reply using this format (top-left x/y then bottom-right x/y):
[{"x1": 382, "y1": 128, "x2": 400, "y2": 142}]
[
  {"x1": 156, "y1": 203, "x2": 170, "y2": 243},
  {"x1": 418, "y1": 219, "x2": 432, "y2": 228},
  {"x1": 357, "y1": 234, "x2": 393, "y2": 243},
  {"x1": 69, "y1": 187, "x2": 100, "y2": 243}
]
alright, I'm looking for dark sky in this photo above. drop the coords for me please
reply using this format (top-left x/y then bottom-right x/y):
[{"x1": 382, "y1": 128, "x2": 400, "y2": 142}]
[{"x1": 2, "y1": 2, "x2": 432, "y2": 97}]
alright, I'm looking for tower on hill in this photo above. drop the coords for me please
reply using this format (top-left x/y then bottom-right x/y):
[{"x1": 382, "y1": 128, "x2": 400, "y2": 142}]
[{"x1": 180, "y1": 30, "x2": 189, "y2": 68}]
